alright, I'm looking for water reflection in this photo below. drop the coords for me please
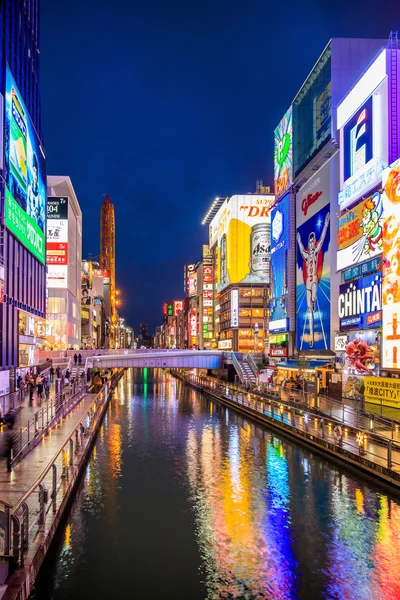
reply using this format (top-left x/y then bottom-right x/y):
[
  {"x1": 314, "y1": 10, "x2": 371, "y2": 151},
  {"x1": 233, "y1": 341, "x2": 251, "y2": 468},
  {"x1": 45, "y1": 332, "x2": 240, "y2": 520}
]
[{"x1": 35, "y1": 371, "x2": 400, "y2": 600}]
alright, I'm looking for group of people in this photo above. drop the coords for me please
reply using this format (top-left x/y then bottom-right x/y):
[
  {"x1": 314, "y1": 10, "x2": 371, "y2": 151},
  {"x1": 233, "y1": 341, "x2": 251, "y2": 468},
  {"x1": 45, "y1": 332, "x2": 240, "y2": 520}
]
[{"x1": 17, "y1": 372, "x2": 51, "y2": 402}]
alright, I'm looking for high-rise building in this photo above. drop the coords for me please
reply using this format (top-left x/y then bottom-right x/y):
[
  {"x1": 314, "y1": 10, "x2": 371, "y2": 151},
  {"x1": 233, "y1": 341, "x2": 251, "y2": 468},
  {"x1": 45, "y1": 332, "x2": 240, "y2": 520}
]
[
  {"x1": 46, "y1": 177, "x2": 82, "y2": 350},
  {"x1": 100, "y1": 195, "x2": 117, "y2": 346},
  {"x1": 0, "y1": 1, "x2": 46, "y2": 389}
]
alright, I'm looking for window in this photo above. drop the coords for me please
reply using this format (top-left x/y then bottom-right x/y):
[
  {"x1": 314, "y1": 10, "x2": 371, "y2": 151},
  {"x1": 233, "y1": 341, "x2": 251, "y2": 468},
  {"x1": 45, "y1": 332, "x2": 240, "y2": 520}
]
[{"x1": 47, "y1": 297, "x2": 66, "y2": 314}]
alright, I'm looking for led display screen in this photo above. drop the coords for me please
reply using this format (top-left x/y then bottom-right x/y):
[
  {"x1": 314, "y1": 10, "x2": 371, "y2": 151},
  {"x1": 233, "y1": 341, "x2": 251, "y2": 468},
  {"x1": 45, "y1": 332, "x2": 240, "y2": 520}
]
[
  {"x1": 274, "y1": 108, "x2": 293, "y2": 197},
  {"x1": 4, "y1": 67, "x2": 46, "y2": 263},
  {"x1": 337, "y1": 51, "x2": 388, "y2": 211},
  {"x1": 209, "y1": 195, "x2": 274, "y2": 293}
]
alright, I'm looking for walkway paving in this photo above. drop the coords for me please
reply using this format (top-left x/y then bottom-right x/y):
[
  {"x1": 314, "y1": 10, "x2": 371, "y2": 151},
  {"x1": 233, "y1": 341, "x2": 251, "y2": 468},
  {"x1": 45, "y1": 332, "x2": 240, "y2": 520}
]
[{"x1": 0, "y1": 393, "x2": 97, "y2": 508}]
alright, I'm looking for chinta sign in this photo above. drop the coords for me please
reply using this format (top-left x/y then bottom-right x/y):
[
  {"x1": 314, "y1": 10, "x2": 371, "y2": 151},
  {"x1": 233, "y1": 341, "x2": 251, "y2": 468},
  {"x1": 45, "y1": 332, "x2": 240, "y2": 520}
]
[{"x1": 338, "y1": 273, "x2": 381, "y2": 329}]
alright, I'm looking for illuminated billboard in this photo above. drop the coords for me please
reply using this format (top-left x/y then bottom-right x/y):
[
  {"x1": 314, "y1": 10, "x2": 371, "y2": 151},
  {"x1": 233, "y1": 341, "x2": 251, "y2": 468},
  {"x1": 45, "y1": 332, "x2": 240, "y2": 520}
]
[
  {"x1": 293, "y1": 46, "x2": 331, "y2": 176},
  {"x1": 47, "y1": 197, "x2": 68, "y2": 267},
  {"x1": 337, "y1": 50, "x2": 388, "y2": 211},
  {"x1": 337, "y1": 191, "x2": 383, "y2": 271},
  {"x1": 184, "y1": 264, "x2": 197, "y2": 297},
  {"x1": 274, "y1": 108, "x2": 293, "y2": 197},
  {"x1": 4, "y1": 66, "x2": 46, "y2": 263},
  {"x1": 296, "y1": 164, "x2": 331, "y2": 350},
  {"x1": 338, "y1": 274, "x2": 381, "y2": 329},
  {"x1": 270, "y1": 193, "x2": 289, "y2": 299},
  {"x1": 382, "y1": 159, "x2": 400, "y2": 369},
  {"x1": 173, "y1": 300, "x2": 183, "y2": 316},
  {"x1": 209, "y1": 195, "x2": 274, "y2": 292}
]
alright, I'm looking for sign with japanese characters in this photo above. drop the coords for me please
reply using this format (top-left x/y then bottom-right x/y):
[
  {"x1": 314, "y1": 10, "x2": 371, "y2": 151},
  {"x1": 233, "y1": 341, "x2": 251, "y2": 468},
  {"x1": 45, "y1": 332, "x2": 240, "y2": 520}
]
[{"x1": 364, "y1": 376, "x2": 400, "y2": 407}]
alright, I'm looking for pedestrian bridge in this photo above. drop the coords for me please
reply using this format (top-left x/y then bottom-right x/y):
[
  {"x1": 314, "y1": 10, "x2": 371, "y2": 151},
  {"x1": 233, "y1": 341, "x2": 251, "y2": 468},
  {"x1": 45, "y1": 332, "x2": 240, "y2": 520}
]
[{"x1": 85, "y1": 350, "x2": 224, "y2": 371}]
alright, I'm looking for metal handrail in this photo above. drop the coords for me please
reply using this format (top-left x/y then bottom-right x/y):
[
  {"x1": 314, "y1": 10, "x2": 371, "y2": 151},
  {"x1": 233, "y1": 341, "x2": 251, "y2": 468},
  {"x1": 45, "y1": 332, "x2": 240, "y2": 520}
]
[
  {"x1": 246, "y1": 353, "x2": 258, "y2": 377},
  {"x1": 11, "y1": 378, "x2": 86, "y2": 467},
  {"x1": 12, "y1": 381, "x2": 108, "y2": 516},
  {"x1": 8, "y1": 371, "x2": 122, "y2": 567}
]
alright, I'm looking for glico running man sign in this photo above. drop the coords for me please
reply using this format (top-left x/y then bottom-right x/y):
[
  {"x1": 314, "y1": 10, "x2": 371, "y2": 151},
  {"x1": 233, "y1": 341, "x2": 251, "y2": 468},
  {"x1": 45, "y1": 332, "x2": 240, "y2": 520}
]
[{"x1": 296, "y1": 164, "x2": 331, "y2": 350}]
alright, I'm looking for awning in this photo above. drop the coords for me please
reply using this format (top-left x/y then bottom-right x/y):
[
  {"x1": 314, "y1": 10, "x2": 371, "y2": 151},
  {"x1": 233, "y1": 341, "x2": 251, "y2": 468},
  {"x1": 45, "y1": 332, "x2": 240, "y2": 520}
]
[{"x1": 276, "y1": 359, "x2": 333, "y2": 370}]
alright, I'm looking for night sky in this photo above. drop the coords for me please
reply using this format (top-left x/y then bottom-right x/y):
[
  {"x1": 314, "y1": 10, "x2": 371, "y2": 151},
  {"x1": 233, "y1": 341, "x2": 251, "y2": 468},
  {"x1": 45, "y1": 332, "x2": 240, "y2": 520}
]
[{"x1": 40, "y1": 0, "x2": 397, "y2": 334}]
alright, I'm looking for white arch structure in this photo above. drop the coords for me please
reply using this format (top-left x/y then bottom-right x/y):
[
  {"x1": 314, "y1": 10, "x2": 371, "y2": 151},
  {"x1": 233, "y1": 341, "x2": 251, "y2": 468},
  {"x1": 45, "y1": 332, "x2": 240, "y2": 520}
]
[{"x1": 85, "y1": 350, "x2": 224, "y2": 371}]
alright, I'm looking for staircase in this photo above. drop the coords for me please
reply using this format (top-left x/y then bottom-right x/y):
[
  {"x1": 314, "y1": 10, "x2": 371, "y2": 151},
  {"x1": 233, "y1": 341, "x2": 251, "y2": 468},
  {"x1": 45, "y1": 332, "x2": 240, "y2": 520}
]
[{"x1": 232, "y1": 353, "x2": 257, "y2": 387}]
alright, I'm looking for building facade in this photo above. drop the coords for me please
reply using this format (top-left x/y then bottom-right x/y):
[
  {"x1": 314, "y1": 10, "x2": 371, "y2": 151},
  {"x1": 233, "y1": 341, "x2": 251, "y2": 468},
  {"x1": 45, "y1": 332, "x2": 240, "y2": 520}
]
[
  {"x1": 46, "y1": 177, "x2": 82, "y2": 350},
  {"x1": 0, "y1": 1, "x2": 46, "y2": 389}
]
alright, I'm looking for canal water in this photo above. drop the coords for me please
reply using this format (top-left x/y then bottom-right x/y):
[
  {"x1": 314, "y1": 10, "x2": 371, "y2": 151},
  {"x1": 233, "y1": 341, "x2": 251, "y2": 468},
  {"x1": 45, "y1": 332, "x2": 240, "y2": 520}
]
[{"x1": 35, "y1": 370, "x2": 400, "y2": 600}]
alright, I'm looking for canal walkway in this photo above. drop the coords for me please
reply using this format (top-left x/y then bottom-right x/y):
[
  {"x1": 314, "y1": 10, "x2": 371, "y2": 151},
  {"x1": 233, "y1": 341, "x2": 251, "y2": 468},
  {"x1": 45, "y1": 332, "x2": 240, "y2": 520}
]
[{"x1": 174, "y1": 371, "x2": 400, "y2": 489}]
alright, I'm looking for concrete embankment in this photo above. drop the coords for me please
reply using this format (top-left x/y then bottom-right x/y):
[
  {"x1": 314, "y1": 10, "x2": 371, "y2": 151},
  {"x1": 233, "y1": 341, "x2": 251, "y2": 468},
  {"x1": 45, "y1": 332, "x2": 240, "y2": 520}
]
[
  {"x1": 174, "y1": 372, "x2": 400, "y2": 494},
  {"x1": 2, "y1": 370, "x2": 124, "y2": 600}
]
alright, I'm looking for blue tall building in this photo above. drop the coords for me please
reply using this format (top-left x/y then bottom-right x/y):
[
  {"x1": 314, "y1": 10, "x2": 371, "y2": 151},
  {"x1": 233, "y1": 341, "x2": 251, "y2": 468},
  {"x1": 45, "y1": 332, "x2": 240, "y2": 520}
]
[{"x1": 0, "y1": 0, "x2": 46, "y2": 387}]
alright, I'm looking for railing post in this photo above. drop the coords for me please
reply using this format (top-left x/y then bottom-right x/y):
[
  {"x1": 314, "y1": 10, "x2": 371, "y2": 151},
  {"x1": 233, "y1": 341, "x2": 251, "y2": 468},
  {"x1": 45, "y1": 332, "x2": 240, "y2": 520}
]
[
  {"x1": 21, "y1": 502, "x2": 29, "y2": 553},
  {"x1": 51, "y1": 464, "x2": 57, "y2": 500},
  {"x1": 38, "y1": 483, "x2": 47, "y2": 525},
  {"x1": 69, "y1": 439, "x2": 74, "y2": 466},
  {"x1": 388, "y1": 440, "x2": 393, "y2": 469},
  {"x1": 11, "y1": 514, "x2": 21, "y2": 566},
  {"x1": 27, "y1": 421, "x2": 30, "y2": 443}
]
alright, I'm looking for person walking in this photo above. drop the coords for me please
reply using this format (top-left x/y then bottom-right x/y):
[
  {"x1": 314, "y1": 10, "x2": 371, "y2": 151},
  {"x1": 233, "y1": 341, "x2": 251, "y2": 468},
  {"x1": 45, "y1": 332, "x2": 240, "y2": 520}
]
[
  {"x1": 56, "y1": 366, "x2": 61, "y2": 379},
  {"x1": 28, "y1": 377, "x2": 35, "y2": 403},
  {"x1": 78, "y1": 353, "x2": 82, "y2": 366},
  {"x1": 37, "y1": 376, "x2": 43, "y2": 400},
  {"x1": 50, "y1": 365, "x2": 55, "y2": 382},
  {"x1": 74, "y1": 353, "x2": 78, "y2": 365}
]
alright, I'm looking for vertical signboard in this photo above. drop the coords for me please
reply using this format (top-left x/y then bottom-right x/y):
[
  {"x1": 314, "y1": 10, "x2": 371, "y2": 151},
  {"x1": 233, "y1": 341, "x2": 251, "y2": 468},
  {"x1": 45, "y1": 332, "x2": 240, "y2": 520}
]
[
  {"x1": 269, "y1": 193, "x2": 290, "y2": 332},
  {"x1": 209, "y1": 195, "x2": 274, "y2": 293},
  {"x1": 274, "y1": 107, "x2": 293, "y2": 197},
  {"x1": 382, "y1": 159, "x2": 400, "y2": 369},
  {"x1": 173, "y1": 300, "x2": 183, "y2": 316},
  {"x1": 231, "y1": 289, "x2": 239, "y2": 327},
  {"x1": 47, "y1": 197, "x2": 69, "y2": 288},
  {"x1": 184, "y1": 264, "x2": 197, "y2": 297},
  {"x1": 296, "y1": 164, "x2": 331, "y2": 350},
  {"x1": 4, "y1": 67, "x2": 46, "y2": 264}
]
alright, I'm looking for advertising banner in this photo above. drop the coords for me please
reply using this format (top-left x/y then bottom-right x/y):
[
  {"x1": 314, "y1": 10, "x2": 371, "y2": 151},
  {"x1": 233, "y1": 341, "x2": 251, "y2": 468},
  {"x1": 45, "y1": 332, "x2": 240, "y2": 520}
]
[
  {"x1": 270, "y1": 193, "x2": 290, "y2": 300},
  {"x1": 343, "y1": 257, "x2": 381, "y2": 282},
  {"x1": 47, "y1": 265, "x2": 68, "y2": 289},
  {"x1": 337, "y1": 51, "x2": 388, "y2": 210},
  {"x1": 296, "y1": 165, "x2": 330, "y2": 350},
  {"x1": 4, "y1": 67, "x2": 46, "y2": 263},
  {"x1": 209, "y1": 195, "x2": 274, "y2": 292},
  {"x1": 382, "y1": 159, "x2": 400, "y2": 369},
  {"x1": 46, "y1": 242, "x2": 68, "y2": 265},
  {"x1": 338, "y1": 273, "x2": 381, "y2": 329},
  {"x1": 274, "y1": 108, "x2": 293, "y2": 197},
  {"x1": 364, "y1": 376, "x2": 400, "y2": 408},
  {"x1": 337, "y1": 192, "x2": 383, "y2": 271}
]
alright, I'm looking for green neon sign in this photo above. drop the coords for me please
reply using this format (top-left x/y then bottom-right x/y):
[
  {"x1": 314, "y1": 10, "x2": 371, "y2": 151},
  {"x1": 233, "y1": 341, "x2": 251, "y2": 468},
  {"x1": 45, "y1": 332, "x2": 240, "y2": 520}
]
[{"x1": 5, "y1": 187, "x2": 45, "y2": 263}]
